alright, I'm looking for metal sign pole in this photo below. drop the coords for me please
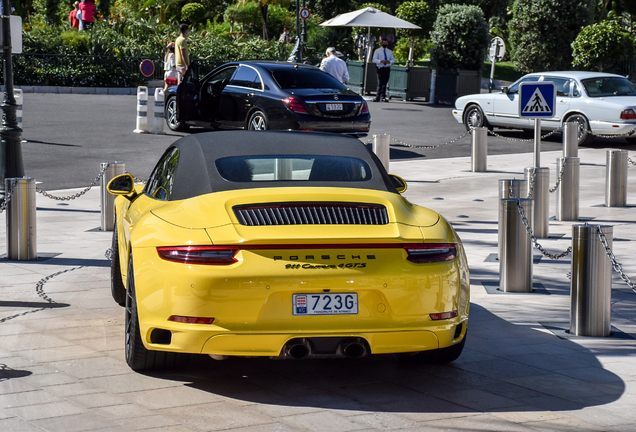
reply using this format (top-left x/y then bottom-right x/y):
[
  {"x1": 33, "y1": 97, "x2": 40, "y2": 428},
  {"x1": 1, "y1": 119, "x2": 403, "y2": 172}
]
[
  {"x1": 0, "y1": 0, "x2": 25, "y2": 203},
  {"x1": 533, "y1": 118, "x2": 541, "y2": 167},
  {"x1": 361, "y1": 27, "x2": 371, "y2": 96}
]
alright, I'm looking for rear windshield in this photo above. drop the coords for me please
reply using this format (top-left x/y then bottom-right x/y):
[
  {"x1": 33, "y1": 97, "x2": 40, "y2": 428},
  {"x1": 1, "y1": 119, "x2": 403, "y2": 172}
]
[
  {"x1": 216, "y1": 155, "x2": 371, "y2": 182},
  {"x1": 272, "y1": 69, "x2": 346, "y2": 89},
  {"x1": 581, "y1": 77, "x2": 636, "y2": 97}
]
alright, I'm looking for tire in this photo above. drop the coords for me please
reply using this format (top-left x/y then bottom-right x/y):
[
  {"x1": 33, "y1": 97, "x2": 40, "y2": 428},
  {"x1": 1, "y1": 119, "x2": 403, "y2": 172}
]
[
  {"x1": 396, "y1": 333, "x2": 467, "y2": 364},
  {"x1": 625, "y1": 136, "x2": 636, "y2": 145},
  {"x1": 110, "y1": 220, "x2": 126, "y2": 307},
  {"x1": 565, "y1": 114, "x2": 593, "y2": 146},
  {"x1": 165, "y1": 95, "x2": 189, "y2": 132},
  {"x1": 247, "y1": 110, "x2": 268, "y2": 131},
  {"x1": 463, "y1": 105, "x2": 485, "y2": 130},
  {"x1": 125, "y1": 255, "x2": 183, "y2": 371}
]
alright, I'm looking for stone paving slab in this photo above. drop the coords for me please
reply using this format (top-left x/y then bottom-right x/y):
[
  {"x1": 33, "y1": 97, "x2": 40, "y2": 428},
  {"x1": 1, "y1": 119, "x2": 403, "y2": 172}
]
[{"x1": 0, "y1": 148, "x2": 635, "y2": 431}]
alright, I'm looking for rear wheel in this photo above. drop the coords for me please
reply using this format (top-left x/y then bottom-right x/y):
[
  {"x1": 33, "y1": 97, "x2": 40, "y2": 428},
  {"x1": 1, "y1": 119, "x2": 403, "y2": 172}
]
[
  {"x1": 110, "y1": 220, "x2": 126, "y2": 307},
  {"x1": 396, "y1": 333, "x2": 466, "y2": 364},
  {"x1": 463, "y1": 105, "x2": 485, "y2": 130},
  {"x1": 247, "y1": 110, "x2": 268, "y2": 130},
  {"x1": 165, "y1": 95, "x2": 189, "y2": 132},
  {"x1": 125, "y1": 255, "x2": 183, "y2": 371},
  {"x1": 565, "y1": 113, "x2": 593, "y2": 145}
]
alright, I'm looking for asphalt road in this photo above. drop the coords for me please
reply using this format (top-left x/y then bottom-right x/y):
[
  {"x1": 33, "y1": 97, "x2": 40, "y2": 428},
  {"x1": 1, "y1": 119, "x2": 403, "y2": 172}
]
[{"x1": 18, "y1": 93, "x2": 636, "y2": 190}]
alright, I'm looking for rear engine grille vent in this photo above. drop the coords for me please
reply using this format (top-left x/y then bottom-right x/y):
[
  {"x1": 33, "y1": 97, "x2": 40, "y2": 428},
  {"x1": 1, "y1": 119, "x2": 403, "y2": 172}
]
[{"x1": 234, "y1": 203, "x2": 389, "y2": 226}]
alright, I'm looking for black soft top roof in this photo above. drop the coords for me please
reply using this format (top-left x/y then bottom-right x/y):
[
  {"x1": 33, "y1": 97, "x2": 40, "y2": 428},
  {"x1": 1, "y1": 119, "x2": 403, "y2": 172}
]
[{"x1": 167, "y1": 131, "x2": 397, "y2": 201}]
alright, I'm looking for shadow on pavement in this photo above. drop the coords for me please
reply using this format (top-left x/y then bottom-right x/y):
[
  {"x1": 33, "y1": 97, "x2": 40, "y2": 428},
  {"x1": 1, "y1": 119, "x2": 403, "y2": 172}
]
[{"x1": 145, "y1": 303, "x2": 624, "y2": 414}]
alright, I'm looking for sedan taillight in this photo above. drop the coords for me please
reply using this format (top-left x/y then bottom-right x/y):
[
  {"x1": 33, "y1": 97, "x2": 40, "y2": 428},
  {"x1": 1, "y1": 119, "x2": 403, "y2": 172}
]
[
  {"x1": 157, "y1": 246, "x2": 239, "y2": 265},
  {"x1": 283, "y1": 97, "x2": 308, "y2": 114},
  {"x1": 404, "y1": 244, "x2": 457, "y2": 263},
  {"x1": 620, "y1": 109, "x2": 636, "y2": 119},
  {"x1": 360, "y1": 100, "x2": 369, "y2": 114}
]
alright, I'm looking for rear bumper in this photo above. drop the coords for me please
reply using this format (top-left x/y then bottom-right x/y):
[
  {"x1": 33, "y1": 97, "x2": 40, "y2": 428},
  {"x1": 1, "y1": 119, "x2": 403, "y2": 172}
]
[
  {"x1": 143, "y1": 320, "x2": 468, "y2": 357},
  {"x1": 296, "y1": 120, "x2": 371, "y2": 137}
]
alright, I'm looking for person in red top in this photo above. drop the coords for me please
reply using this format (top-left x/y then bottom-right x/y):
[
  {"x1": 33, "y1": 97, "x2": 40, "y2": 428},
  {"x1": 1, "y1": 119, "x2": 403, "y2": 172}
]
[
  {"x1": 78, "y1": 0, "x2": 96, "y2": 30},
  {"x1": 69, "y1": 2, "x2": 80, "y2": 29}
]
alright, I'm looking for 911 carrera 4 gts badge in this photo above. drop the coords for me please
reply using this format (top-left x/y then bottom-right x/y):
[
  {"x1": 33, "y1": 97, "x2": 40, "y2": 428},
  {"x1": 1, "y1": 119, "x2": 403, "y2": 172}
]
[{"x1": 286, "y1": 263, "x2": 367, "y2": 269}]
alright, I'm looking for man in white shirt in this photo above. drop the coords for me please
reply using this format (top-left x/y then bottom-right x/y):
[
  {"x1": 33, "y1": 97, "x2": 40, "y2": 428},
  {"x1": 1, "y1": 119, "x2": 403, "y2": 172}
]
[
  {"x1": 320, "y1": 47, "x2": 349, "y2": 84},
  {"x1": 372, "y1": 38, "x2": 395, "y2": 102}
]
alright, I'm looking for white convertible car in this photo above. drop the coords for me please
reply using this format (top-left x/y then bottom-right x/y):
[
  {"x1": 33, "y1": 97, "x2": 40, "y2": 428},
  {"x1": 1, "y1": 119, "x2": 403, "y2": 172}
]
[{"x1": 452, "y1": 71, "x2": 636, "y2": 144}]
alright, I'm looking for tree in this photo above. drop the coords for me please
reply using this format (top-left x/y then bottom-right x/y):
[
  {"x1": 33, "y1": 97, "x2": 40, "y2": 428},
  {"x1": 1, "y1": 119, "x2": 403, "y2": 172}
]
[
  {"x1": 509, "y1": 0, "x2": 595, "y2": 73},
  {"x1": 572, "y1": 20, "x2": 633, "y2": 71},
  {"x1": 439, "y1": 0, "x2": 508, "y2": 22},
  {"x1": 430, "y1": 3, "x2": 489, "y2": 70},
  {"x1": 395, "y1": 1, "x2": 436, "y2": 40},
  {"x1": 182, "y1": 2, "x2": 206, "y2": 27},
  {"x1": 239, "y1": 0, "x2": 291, "y2": 40}
]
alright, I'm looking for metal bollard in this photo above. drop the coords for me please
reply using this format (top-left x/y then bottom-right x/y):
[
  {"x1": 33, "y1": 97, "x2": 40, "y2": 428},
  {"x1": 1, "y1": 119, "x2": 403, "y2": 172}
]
[
  {"x1": 498, "y1": 179, "x2": 527, "y2": 200},
  {"x1": 605, "y1": 150, "x2": 628, "y2": 207},
  {"x1": 556, "y1": 157, "x2": 580, "y2": 221},
  {"x1": 471, "y1": 127, "x2": 487, "y2": 172},
  {"x1": 570, "y1": 224, "x2": 612, "y2": 337},
  {"x1": 372, "y1": 134, "x2": 390, "y2": 171},
  {"x1": 15, "y1": 88, "x2": 23, "y2": 131},
  {"x1": 100, "y1": 162, "x2": 126, "y2": 231},
  {"x1": 5, "y1": 178, "x2": 37, "y2": 261},
  {"x1": 133, "y1": 86, "x2": 149, "y2": 133},
  {"x1": 524, "y1": 167, "x2": 549, "y2": 239},
  {"x1": 499, "y1": 198, "x2": 534, "y2": 292},
  {"x1": 563, "y1": 121, "x2": 578, "y2": 158},
  {"x1": 152, "y1": 88, "x2": 165, "y2": 134}
]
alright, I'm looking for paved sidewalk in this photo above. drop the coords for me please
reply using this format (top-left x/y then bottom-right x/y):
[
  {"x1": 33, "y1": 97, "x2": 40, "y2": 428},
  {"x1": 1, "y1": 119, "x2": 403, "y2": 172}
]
[{"x1": 0, "y1": 148, "x2": 635, "y2": 432}]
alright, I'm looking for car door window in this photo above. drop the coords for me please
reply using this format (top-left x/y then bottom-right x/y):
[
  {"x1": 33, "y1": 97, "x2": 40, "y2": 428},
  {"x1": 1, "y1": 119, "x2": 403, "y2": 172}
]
[
  {"x1": 209, "y1": 67, "x2": 236, "y2": 86},
  {"x1": 572, "y1": 81, "x2": 581, "y2": 97},
  {"x1": 145, "y1": 148, "x2": 179, "y2": 201},
  {"x1": 507, "y1": 76, "x2": 540, "y2": 94},
  {"x1": 230, "y1": 66, "x2": 260, "y2": 89},
  {"x1": 545, "y1": 77, "x2": 571, "y2": 97}
]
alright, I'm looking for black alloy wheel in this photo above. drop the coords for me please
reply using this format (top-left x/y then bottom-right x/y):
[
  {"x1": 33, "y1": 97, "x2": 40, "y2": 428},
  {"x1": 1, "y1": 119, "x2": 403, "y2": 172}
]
[
  {"x1": 165, "y1": 95, "x2": 189, "y2": 132},
  {"x1": 110, "y1": 220, "x2": 126, "y2": 307},
  {"x1": 247, "y1": 110, "x2": 268, "y2": 131},
  {"x1": 125, "y1": 255, "x2": 183, "y2": 371}
]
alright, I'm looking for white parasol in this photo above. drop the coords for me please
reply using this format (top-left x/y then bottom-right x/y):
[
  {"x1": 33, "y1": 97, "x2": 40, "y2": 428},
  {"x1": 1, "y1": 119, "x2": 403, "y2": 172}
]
[{"x1": 321, "y1": 7, "x2": 421, "y2": 96}]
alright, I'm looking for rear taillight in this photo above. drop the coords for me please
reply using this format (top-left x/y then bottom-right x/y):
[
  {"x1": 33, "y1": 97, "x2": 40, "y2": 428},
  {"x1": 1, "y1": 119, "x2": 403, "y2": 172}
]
[
  {"x1": 404, "y1": 244, "x2": 457, "y2": 263},
  {"x1": 168, "y1": 315, "x2": 215, "y2": 324},
  {"x1": 430, "y1": 311, "x2": 458, "y2": 320},
  {"x1": 360, "y1": 100, "x2": 369, "y2": 114},
  {"x1": 621, "y1": 109, "x2": 636, "y2": 119},
  {"x1": 157, "y1": 246, "x2": 239, "y2": 265},
  {"x1": 283, "y1": 97, "x2": 308, "y2": 114}
]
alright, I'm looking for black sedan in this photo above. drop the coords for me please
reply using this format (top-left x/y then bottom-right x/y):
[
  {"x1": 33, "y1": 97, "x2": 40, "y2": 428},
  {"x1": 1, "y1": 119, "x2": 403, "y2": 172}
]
[{"x1": 164, "y1": 61, "x2": 371, "y2": 136}]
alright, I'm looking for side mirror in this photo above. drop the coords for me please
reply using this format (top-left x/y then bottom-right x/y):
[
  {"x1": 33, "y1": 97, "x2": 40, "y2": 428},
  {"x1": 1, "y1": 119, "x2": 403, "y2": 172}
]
[
  {"x1": 389, "y1": 174, "x2": 407, "y2": 194},
  {"x1": 501, "y1": 86, "x2": 508, "y2": 93},
  {"x1": 107, "y1": 174, "x2": 135, "y2": 195}
]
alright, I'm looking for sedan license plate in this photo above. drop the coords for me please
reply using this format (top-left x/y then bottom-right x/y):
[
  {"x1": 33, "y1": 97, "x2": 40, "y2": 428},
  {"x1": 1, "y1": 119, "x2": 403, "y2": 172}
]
[
  {"x1": 325, "y1": 103, "x2": 343, "y2": 111},
  {"x1": 293, "y1": 293, "x2": 358, "y2": 316}
]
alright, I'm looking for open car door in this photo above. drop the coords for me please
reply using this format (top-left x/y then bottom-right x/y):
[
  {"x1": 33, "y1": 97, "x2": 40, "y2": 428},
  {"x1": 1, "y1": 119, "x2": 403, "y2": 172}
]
[{"x1": 176, "y1": 60, "x2": 201, "y2": 123}]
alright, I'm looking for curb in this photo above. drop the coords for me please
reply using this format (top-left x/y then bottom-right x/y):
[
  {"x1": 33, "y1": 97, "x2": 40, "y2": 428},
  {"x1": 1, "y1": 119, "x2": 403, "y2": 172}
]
[{"x1": 3, "y1": 81, "x2": 165, "y2": 95}]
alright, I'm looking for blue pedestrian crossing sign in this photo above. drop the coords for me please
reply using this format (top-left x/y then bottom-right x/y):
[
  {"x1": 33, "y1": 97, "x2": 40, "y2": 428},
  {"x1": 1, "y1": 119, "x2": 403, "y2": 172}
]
[{"x1": 519, "y1": 82, "x2": 556, "y2": 118}]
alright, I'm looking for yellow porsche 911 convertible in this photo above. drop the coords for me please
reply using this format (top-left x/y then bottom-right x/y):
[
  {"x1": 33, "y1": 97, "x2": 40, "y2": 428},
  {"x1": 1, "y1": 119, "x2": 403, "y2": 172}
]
[{"x1": 108, "y1": 131, "x2": 469, "y2": 371}]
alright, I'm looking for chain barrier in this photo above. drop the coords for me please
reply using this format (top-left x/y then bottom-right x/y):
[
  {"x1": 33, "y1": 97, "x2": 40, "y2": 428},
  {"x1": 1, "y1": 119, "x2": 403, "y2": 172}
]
[
  {"x1": 105, "y1": 248, "x2": 113, "y2": 261},
  {"x1": 588, "y1": 128, "x2": 636, "y2": 138},
  {"x1": 367, "y1": 130, "x2": 471, "y2": 150},
  {"x1": 0, "y1": 266, "x2": 83, "y2": 324},
  {"x1": 628, "y1": 157, "x2": 636, "y2": 167},
  {"x1": 549, "y1": 158, "x2": 567, "y2": 193},
  {"x1": 487, "y1": 128, "x2": 561, "y2": 142},
  {"x1": 0, "y1": 179, "x2": 17, "y2": 214},
  {"x1": 526, "y1": 170, "x2": 537, "y2": 200},
  {"x1": 597, "y1": 226, "x2": 636, "y2": 292},
  {"x1": 508, "y1": 183, "x2": 572, "y2": 260},
  {"x1": 36, "y1": 163, "x2": 110, "y2": 201}
]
